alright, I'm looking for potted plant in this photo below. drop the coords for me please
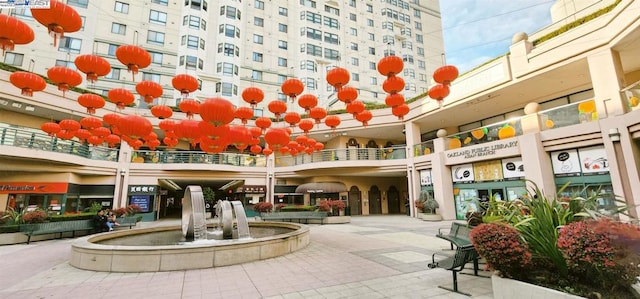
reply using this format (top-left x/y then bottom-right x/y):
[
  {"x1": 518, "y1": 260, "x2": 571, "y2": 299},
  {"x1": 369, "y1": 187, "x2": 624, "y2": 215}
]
[
  {"x1": 417, "y1": 191, "x2": 442, "y2": 221},
  {"x1": 469, "y1": 182, "x2": 640, "y2": 299}
]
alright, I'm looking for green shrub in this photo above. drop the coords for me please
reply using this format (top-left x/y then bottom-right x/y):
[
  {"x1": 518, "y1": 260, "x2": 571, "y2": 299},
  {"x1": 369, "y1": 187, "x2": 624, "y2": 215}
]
[
  {"x1": 49, "y1": 212, "x2": 94, "y2": 222},
  {"x1": 280, "y1": 205, "x2": 316, "y2": 212}
]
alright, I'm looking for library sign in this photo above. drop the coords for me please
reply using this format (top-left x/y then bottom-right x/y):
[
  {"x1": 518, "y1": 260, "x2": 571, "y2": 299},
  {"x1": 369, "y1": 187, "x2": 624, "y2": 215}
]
[{"x1": 446, "y1": 140, "x2": 519, "y2": 165}]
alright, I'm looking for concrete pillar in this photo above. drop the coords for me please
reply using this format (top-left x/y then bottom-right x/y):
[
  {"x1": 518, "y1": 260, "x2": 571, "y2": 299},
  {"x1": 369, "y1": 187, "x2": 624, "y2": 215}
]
[
  {"x1": 587, "y1": 49, "x2": 627, "y2": 117},
  {"x1": 519, "y1": 133, "x2": 556, "y2": 197},
  {"x1": 432, "y1": 130, "x2": 455, "y2": 220}
]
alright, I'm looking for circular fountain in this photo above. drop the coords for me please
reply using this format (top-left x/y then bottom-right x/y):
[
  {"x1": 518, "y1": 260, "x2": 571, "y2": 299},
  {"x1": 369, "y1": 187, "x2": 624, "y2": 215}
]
[{"x1": 70, "y1": 186, "x2": 310, "y2": 272}]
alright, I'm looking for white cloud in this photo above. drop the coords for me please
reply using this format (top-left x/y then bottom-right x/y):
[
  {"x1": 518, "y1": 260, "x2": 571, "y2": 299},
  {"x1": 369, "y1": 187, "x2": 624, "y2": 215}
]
[{"x1": 440, "y1": 0, "x2": 554, "y2": 72}]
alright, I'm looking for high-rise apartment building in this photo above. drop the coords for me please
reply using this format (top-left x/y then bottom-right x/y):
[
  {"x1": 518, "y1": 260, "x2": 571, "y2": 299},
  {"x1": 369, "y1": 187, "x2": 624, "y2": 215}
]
[
  {"x1": 4, "y1": 0, "x2": 444, "y2": 114},
  {"x1": 4, "y1": 0, "x2": 443, "y2": 115}
]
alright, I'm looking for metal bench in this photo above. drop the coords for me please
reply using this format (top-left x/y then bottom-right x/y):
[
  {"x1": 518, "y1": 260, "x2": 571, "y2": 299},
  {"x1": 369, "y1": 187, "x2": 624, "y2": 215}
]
[
  {"x1": 20, "y1": 219, "x2": 95, "y2": 244},
  {"x1": 260, "y1": 211, "x2": 329, "y2": 224},
  {"x1": 427, "y1": 244, "x2": 479, "y2": 296},
  {"x1": 437, "y1": 222, "x2": 473, "y2": 249},
  {"x1": 116, "y1": 216, "x2": 138, "y2": 229}
]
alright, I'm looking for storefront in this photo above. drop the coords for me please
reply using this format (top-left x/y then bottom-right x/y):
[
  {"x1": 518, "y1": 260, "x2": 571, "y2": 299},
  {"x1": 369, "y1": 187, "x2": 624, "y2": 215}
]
[
  {"x1": 236, "y1": 185, "x2": 266, "y2": 206},
  {"x1": 0, "y1": 182, "x2": 68, "y2": 214},
  {"x1": 451, "y1": 157, "x2": 527, "y2": 220},
  {"x1": 273, "y1": 185, "x2": 303, "y2": 205},
  {"x1": 127, "y1": 184, "x2": 159, "y2": 221}
]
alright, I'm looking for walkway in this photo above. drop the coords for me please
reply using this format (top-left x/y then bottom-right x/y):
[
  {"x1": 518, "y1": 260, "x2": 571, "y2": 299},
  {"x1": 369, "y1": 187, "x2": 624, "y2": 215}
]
[{"x1": 0, "y1": 215, "x2": 493, "y2": 299}]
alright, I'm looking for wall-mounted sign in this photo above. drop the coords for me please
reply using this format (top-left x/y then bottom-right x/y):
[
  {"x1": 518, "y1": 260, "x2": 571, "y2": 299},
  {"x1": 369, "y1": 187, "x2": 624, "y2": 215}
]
[
  {"x1": 128, "y1": 185, "x2": 157, "y2": 195},
  {"x1": 473, "y1": 160, "x2": 503, "y2": 181},
  {"x1": 502, "y1": 157, "x2": 525, "y2": 179},
  {"x1": 579, "y1": 146, "x2": 609, "y2": 175},
  {"x1": 447, "y1": 140, "x2": 519, "y2": 160},
  {"x1": 452, "y1": 164, "x2": 474, "y2": 183},
  {"x1": 0, "y1": 182, "x2": 68, "y2": 194},
  {"x1": 551, "y1": 149, "x2": 581, "y2": 176},
  {"x1": 420, "y1": 170, "x2": 432, "y2": 186},
  {"x1": 236, "y1": 185, "x2": 266, "y2": 194},
  {"x1": 129, "y1": 195, "x2": 150, "y2": 212}
]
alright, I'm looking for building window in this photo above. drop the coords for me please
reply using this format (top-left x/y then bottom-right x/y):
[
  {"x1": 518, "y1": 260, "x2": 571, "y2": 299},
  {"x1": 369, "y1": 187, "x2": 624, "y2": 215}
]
[
  {"x1": 367, "y1": 4, "x2": 373, "y2": 12},
  {"x1": 324, "y1": 32, "x2": 339, "y2": 44},
  {"x1": 142, "y1": 73, "x2": 161, "y2": 82},
  {"x1": 111, "y1": 23, "x2": 126, "y2": 35},
  {"x1": 185, "y1": 55, "x2": 198, "y2": 70},
  {"x1": 324, "y1": 16, "x2": 339, "y2": 29},
  {"x1": 149, "y1": 51, "x2": 163, "y2": 64},
  {"x1": 252, "y1": 70, "x2": 263, "y2": 80},
  {"x1": 187, "y1": 0, "x2": 208, "y2": 11},
  {"x1": 300, "y1": 0, "x2": 316, "y2": 8},
  {"x1": 352, "y1": 73, "x2": 359, "y2": 81},
  {"x1": 58, "y1": 37, "x2": 82, "y2": 53},
  {"x1": 402, "y1": 54, "x2": 414, "y2": 64},
  {"x1": 3, "y1": 52, "x2": 24, "y2": 66},
  {"x1": 414, "y1": 9, "x2": 421, "y2": 17},
  {"x1": 418, "y1": 60, "x2": 425, "y2": 69},
  {"x1": 349, "y1": 0, "x2": 356, "y2": 7},
  {"x1": 383, "y1": 35, "x2": 394, "y2": 44},
  {"x1": 279, "y1": 7, "x2": 288, "y2": 16},
  {"x1": 278, "y1": 57, "x2": 287, "y2": 67},
  {"x1": 403, "y1": 69, "x2": 415, "y2": 78},
  {"x1": 278, "y1": 40, "x2": 288, "y2": 49},
  {"x1": 350, "y1": 28, "x2": 357, "y2": 36},
  {"x1": 147, "y1": 30, "x2": 165, "y2": 45},
  {"x1": 107, "y1": 44, "x2": 118, "y2": 56},
  {"x1": 369, "y1": 47, "x2": 375, "y2": 55},
  {"x1": 349, "y1": 13, "x2": 356, "y2": 21},
  {"x1": 302, "y1": 44, "x2": 322, "y2": 57},
  {"x1": 105, "y1": 68, "x2": 121, "y2": 80},
  {"x1": 216, "y1": 82, "x2": 238, "y2": 96},
  {"x1": 415, "y1": 22, "x2": 422, "y2": 30},
  {"x1": 370, "y1": 77, "x2": 377, "y2": 85},
  {"x1": 417, "y1": 47, "x2": 424, "y2": 56},
  {"x1": 220, "y1": 24, "x2": 240, "y2": 38},
  {"x1": 324, "y1": 48, "x2": 339, "y2": 60},
  {"x1": 369, "y1": 62, "x2": 376, "y2": 70},
  {"x1": 217, "y1": 62, "x2": 238, "y2": 76},
  {"x1": 149, "y1": 10, "x2": 167, "y2": 25},
  {"x1": 324, "y1": 5, "x2": 339, "y2": 16},
  {"x1": 416, "y1": 34, "x2": 423, "y2": 42},
  {"x1": 114, "y1": 1, "x2": 129, "y2": 13},
  {"x1": 278, "y1": 75, "x2": 287, "y2": 84},
  {"x1": 152, "y1": 0, "x2": 168, "y2": 5},
  {"x1": 350, "y1": 43, "x2": 358, "y2": 50},
  {"x1": 218, "y1": 43, "x2": 239, "y2": 56},
  {"x1": 302, "y1": 11, "x2": 322, "y2": 24},
  {"x1": 254, "y1": 17, "x2": 264, "y2": 27},
  {"x1": 384, "y1": 49, "x2": 396, "y2": 56},
  {"x1": 368, "y1": 33, "x2": 375, "y2": 41},
  {"x1": 301, "y1": 77, "x2": 316, "y2": 90},
  {"x1": 55, "y1": 59, "x2": 75, "y2": 69},
  {"x1": 253, "y1": 34, "x2": 263, "y2": 44},
  {"x1": 220, "y1": 6, "x2": 240, "y2": 20},
  {"x1": 351, "y1": 57, "x2": 359, "y2": 66},
  {"x1": 367, "y1": 19, "x2": 374, "y2": 27},
  {"x1": 253, "y1": 52, "x2": 263, "y2": 62},
  {"x1": 305, "y1": 27, "x2": 322, "y2": 41},
  {"x1": 402, "y1": 40, "x2": 412, "y2": 50},
  {"x1": 67, "y1": 0, "x2": 88, "y2": 8},
  {"x1": 255, "y1": 0, "x2": 264, "y2": 9},
  {"x1": 300, "y1": 60, "x2": 317, "y2": 71},
  {"x1": 279, "y1": 23, "x2": 287, "y2": 33}
]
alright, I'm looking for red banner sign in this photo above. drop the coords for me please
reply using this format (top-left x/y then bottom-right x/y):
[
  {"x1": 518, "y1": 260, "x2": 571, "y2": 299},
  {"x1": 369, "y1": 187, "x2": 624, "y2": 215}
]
[{"x1": 0, "y1": 182, "x2": 68, "y2": 194}]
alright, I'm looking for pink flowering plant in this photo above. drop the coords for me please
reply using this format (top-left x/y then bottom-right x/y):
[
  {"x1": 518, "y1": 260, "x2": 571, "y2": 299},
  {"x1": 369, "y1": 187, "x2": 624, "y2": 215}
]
[
  {"x1": 470, "y1": 223, "x2": 532, "y2": 280},
  {"x1": 253, "y1": 202, "x2": 273, "y2": 213}
]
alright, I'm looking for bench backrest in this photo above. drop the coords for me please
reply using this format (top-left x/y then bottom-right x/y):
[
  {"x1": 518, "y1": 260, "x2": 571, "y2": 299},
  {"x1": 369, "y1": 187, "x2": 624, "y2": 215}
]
[
  {"x1": 450, "y1": 222, "x2": 472, "y2": 241},
  {"x1": 20, "y1": 219, "x2": 94, "y2": 232},
  {"x1": 450, "y1": 245, "x2": 478, "y2": 269}
]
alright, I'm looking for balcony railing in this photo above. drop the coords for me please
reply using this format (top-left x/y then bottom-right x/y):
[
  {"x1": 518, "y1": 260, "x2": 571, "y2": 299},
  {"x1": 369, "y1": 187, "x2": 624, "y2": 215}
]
[
  {"x1": 445, "y1": 118, "x2": 523, "y2": 150},
  {"x1": 275, "y1": 146, "x2": 406, "y2": 167},
  {"x1": 539, "y1": 99, "x2": 598, "y2": 130},
  {"x1": 413, "y1": 140, "x2": 435, "y2": 157},
  {"x1": 0, "y1": 126, "x2": 119, "y2": 161},
  {"x1": 131, "y1": 150, "x2": 267, "y2": 167}
]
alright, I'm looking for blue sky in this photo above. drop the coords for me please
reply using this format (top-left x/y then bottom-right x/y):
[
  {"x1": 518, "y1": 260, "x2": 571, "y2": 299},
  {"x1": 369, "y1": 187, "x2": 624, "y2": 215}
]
[{"x1": 439, "y1": 0, "x2": 556, "y2": 73}]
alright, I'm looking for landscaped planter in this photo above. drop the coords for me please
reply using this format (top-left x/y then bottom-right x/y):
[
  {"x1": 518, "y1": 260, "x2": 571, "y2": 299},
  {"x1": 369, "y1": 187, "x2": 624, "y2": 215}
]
[
  {"x1": 324, "y1": 216, "x2": 350, "y2": 224},
  {"x1": 418, "y1": 213, "x2": 442, "y2": 221},
  {"x1": 492, "y1": 274, "x2": 585, "y2": 299}
]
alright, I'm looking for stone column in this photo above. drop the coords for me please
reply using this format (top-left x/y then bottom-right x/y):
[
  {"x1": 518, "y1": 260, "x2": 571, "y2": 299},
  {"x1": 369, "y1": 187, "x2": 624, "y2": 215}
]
[{"x1": 587, "y1": 49, "x2": 627, "y2": 117}]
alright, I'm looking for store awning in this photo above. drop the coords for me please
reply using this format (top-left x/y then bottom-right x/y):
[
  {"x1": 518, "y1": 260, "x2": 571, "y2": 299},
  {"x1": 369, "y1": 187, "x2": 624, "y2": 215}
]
[{"x1": 295, "y1": 182, "x2": 347, "y2": 194}]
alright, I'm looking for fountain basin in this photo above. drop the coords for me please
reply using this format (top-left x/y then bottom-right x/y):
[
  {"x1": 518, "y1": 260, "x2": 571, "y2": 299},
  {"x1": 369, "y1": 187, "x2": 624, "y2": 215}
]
[{"x1": 70, "y1": 222, "x2": 309, "y2": 272}]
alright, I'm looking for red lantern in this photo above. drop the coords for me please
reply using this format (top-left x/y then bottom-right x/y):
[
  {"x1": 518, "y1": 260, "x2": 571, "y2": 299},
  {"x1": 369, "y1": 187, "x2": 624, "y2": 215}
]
[
  {"x1": 433, "y1": 65, "x2": 459, "y2": 86},
  {"x1": 103, "y1": 113, "x2": 121, "y2": 127},
  {"x1": 200, "y1": 136, "x2": 228, "y2": 153},
  {"x1": 268, "y1": 100, "x2": 287, "y2": 120},
  {"x1": 116, "y1": 45, "x2": 151, "y2": 81},
  {"x1": 74, "y1": 54, "x2": 111, "y2": 83},
  {"x1": 305, "y1": 137, "x2": 317, "y2": 147},
  {"x1": 249, "y1": 127, "x2": 262, "y2": 138},
  {"x1": 242, "y1": 87, "x2": 264, "y2": 108},
  {"x1": 250, "y1": 144, "x2": 262, "y2": 155},
  {"x1": 175, "y1": 119, "x2": 201, "y2": 143},
  {"x1": 346, "y1": 101, "x2": 365, "y2": 117},
  {"x1": 60, "y1": 119, "x2": 80, "y2": 132},
  {"x1": 179, "y1": 99, "x2": 200, "y2": 119},
  {"x1": 428, "y1": 84, "x2": 450, "y2": 107},
  {"x1": 108, "y1": 88, "x2": 135, "y2": 110},
  {"x1": 297, "y1": 94, "x2": 318, "y2": 112},
  {"x1": 235, "y1": 107, "x2": 254, "y2": 125},
  {"x1": 255, "y1": 117, "x2": 272, "y2": 132},
  {"x1": 298, "y1": 119, "x2": 314, "y2": 135},
  {"x1": 31, "y1": 1, "x2": 82, "y2": 47},
  {"x1": 337, "y1": 86, "x2": 358, "y2": 104},
  {"x1": 151, "y1": 105, "x2": 173, "y2": 119},
  {"x1": 281, "y1": 78, "x2": 304, "y2": 100},
  {"x1": 136, "y1": 81, "x2": 163, "y2": 103},
  {"x1": 324, "y1": 115, "x2": 341, "y2": 132},
  {"x1": 264, "y1": 128, "x2": 290, "y2": 149},
  {"x1": 105, "y1": 134, "x2": 121, "y2": 148},
  {"x1": 77, "y1": 94, "x2": 106, "y2": 115},
  {"x1": 146, "y1": 139, "x2": 161, "y2": 150},
  {"x1": 262, "y1": 147, "x2": 273, "y2": 156},
  {"x1": 74, "y1": 129, "x2": 91, "y2": 142},
  {"x1": 295, "y1": 135, "x2": 308, "y2": 145},
  {"x1": 284, "y1": 112, "x2": 301, "y2": 127},
  {"x1": 199, "y1": 123, "x2": 230, "y2": 139},
  {"x1": 117, "y1": 115, "x2": 153, "y2": 139},
  {"x1": 41, "y1": 122, "x2": 61, "y2": 137},
  {"x1": 355, "y1": 110, "x2": 373, "y2": 126},
  {"x1": 172, "y1": 74, "x2": 199, "y2": 97},
  {"x1": 163, "y1": 137, "x2": 179, "y2": 148},
  {"x1": 57, "y1": 130, "x2": 76, "y2": 140},
  {"x1": 199, "y1": 97, "x2": 235, "y2": 126},
  {"x1": 0, "y1": 15, "x2": 34, "y2": 55},
  {"x1": 47, "y1": 66, "x2": 82, "y2": 97},
  {"x1": 91, "y1": 127, "x2": 111, "y2": 138},
  {"x1": 80, "y1": 117, "x2": 102, "y2": 130},
  {"x1": 326, "y1": 67, "x2": 350, "y2": 90},
  {"x1": 385, "y1": 93, "x2": 405, "y2": 107},
  {"x1": 159, "y1": 119, "x2": 176, "y2": 131},
  {"x1": 228, "y1": 125, "x2": 252, "y2": 151},
  {"x1": 9, "y1": 72, "x2": 46, "y2": 97},
  {"x1": 87, "y1": 135, "x2": 104, "y2": 146},
  {"x1": 309, "y1": 107, "x2": 327, "y2": 124},
  {"x1": 382, "y1": 76, "x2": 405, "y2": 94},
  {"x1": 314, "y1": 142, "x2": 325, "y2": 151},
  {"x1": 392, "y1": 104, "x2": 410, "y2": 121},
  {"x1": 377, "y1": 55, "x2": 404, "y2": 77}
]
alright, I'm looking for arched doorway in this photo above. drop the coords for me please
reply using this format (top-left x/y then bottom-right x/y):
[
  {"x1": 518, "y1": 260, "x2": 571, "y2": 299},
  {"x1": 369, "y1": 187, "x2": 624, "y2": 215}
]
[
  {"x1": 348, "y1": 186, "x2": 361, "y2": 215},
  {"x1": 368, "y1": 185, "x2": 382, "y2": 214},
  {"x1": 387, "y1": 186, "x2": 400, "y2": 214}
]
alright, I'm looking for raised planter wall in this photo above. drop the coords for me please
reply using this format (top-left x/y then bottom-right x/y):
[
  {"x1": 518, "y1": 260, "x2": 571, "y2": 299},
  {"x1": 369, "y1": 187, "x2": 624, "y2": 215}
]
[{"x1": 492, "y1": 274, "x2": 586, "y2": 299}]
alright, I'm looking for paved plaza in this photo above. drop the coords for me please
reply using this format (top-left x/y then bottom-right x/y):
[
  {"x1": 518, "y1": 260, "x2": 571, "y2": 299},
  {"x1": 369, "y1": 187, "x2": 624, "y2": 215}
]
[{"x1": 0, "y1": 215, "x2": 493, "y2": 299}]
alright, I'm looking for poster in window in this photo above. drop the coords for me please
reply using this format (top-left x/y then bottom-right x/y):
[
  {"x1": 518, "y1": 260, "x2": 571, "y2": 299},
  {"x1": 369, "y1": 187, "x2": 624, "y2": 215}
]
[
  {"x1": 551, "y1": 149, "x2": 581, "y2": 176},
  {"x1": 452, "y1": 163, "x2": 474, "y2": 183},
  {"x1": 130, "y1": 195, "x2": 150, "y2": 212},
  {"x1": 578, "y1": 146, "x2": 609, "y2": 175},
  {"x1": 473, "y1": 160, "x2": 503, "y2": 181},
  {"x1": 502, "y1": 157, "x2": 525, "y2": 179},
  {"x1": 420, "y1": 170, "x2": 432, "y2": 186}
]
